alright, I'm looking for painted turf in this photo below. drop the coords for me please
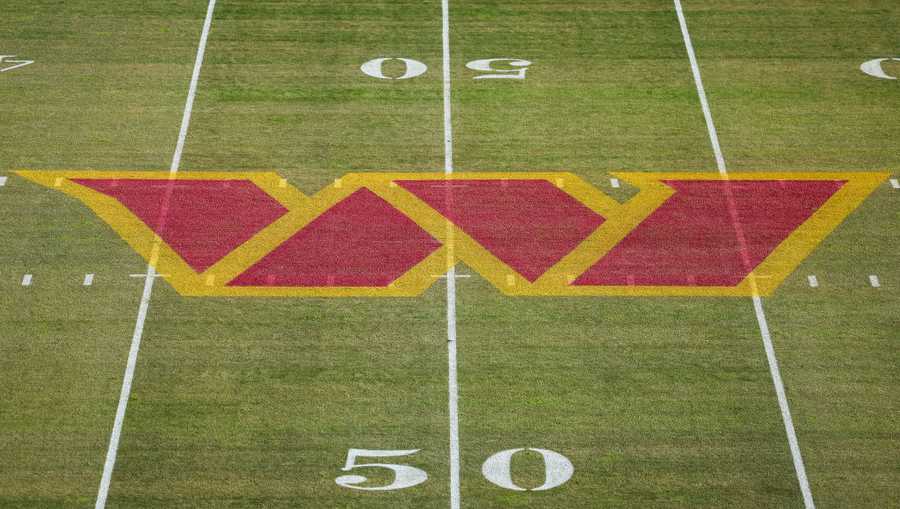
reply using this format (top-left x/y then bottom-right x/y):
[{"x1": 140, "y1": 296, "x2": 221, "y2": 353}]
[
  {"x1": 2, "y1": 1, "x2": 894, "y2": 507},
  {"x1": 73, "y1": 178, "x2": 288, "y2": 272},
  {"x1": 17, "y1": 170, "x2": 886, "y2": 297},
  {"x1": 92, "y1": 1, "x2": 219, "y2": 508}
]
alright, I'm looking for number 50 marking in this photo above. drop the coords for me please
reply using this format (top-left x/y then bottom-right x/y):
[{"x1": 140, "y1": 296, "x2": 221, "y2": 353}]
[
  {"x1": 361, "y1": 57, "x2": 532, "y2": 80},
  {"x1": 335, "y1": 447, "x2": 573, "y2": 492}
]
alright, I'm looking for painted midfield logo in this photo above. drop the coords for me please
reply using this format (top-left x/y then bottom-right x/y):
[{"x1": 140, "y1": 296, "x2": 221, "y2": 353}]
[{"x1": 17, "y1": 170, "x2": 886, "y2": 297}]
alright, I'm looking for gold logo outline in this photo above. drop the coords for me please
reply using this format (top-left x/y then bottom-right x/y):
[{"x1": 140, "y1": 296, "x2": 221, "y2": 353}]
[{"x1": 16, "y1": 170, "x2": 887, "y2": 297}]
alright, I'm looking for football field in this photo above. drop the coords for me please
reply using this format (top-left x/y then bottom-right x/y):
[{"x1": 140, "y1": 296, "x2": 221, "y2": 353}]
[{"x1": 1, "y1": 1, "x2": 898, "y2": 507}]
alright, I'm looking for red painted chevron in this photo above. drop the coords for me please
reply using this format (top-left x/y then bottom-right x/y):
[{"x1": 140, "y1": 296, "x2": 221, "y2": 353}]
[
  {"x1": 397, "y1": 179, "x2": 605, "y2": 282},
  {"x1": 228, "y1": 188, "x2": 441, "y2": 287},
  {"x1": 573, "y1": 179, "x2": 845, "y2": 287},
  {"x1": 72, "y1": 178, "x2": 287, "y2": 272}
]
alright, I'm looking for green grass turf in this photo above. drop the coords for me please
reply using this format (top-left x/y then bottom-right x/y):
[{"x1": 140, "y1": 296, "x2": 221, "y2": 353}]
[
  {"x1": 104, "y1": 1, "x2": 452, "y2": 507},
  {"x1": 0, "y1": 0, "x2": 897, "y2": 507},
  {"x1": 452, "y1": 1, "x2": 797, "y2": 507},
  {"x1": 0, "y1": 1, "x2": 214, "y2": 506},
  {"x1": 685, "y1": 1, "x2": 900, "y2": 506}
]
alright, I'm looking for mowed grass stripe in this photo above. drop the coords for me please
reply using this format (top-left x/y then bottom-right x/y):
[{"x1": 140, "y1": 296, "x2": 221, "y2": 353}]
[
  {"x1": 682, "y1": 1, "x2": 899, "y2": 506},
  {"x1": 104, "y1": 1, "x2": 452, "y2": 507},
  {"x1": 96, "y1": 1, "x2": 218, "y2": 508},
  {"x1": 451, "y1": 1, "x2": 800, "y2": 507},
  {"x1": 0, "y1": 1, "x2": 222, "y2": 507},
  {"x1": 674, "y1": 1, "x2": 814, "y2": 506}
]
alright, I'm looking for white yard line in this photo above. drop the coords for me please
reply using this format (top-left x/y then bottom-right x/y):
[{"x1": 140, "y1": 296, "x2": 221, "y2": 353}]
[
  {"x1": 753, "y1": 295, "x2": 815, "y2": 508},
  {"x1": 674, "y1": 1, "x2": 815, "y2": 508},
  {"x1": 94, "y1": 1, "x2": 217, "y2": 507},
  {"x1": 441, "y1": 1, "x2": 461, "y2": 508},
  {"x1": 170, "y1": 0, "x2": 217, "y2": 174},
  {"x1": 441, "y1": 0, "x2": 454, "y2": 176},
  {"x1": 95, "y1": 265, "x2": 156, "y2": 509},
  {"x1": 673, "y1": 0, "x2": 726, "y2": 176},
  {"x1": 446, "y1": 272, "x2": 461, "y2": 509}
]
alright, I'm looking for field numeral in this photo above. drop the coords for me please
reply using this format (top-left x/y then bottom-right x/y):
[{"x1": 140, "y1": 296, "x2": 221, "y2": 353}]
[
  {"x1": 0, "y1": 55, "x2": 34, "y2": 73},
  {"x1": 465, "y1": 58, "x2": 532, "y2": 80},
  {"x1": 482, "y1": 448, "x2": 574, "y2": 491},
  {"x1": 860, "y1": 57, "x2": 899, "y2": 80},
  {"x1": 335, "y1": 449, "x2": 428, "y2": 491},
  {"x1": 360, "y1": 58, "x2": 428, "y2": 80},
  {"x1": 361, "y1": 56, "x2": 532, "y2": 80},
  {"x1": 336, "y1": 447, "x2": 572, "y2": 492}
]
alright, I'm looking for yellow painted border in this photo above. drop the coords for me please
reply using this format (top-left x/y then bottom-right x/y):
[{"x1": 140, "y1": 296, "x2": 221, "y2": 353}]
[
  {"x1": 15, "y1": 170, "x2": 888, "y2": 297},
  {"x1": 535, "y1": 171, "x2": 888, "y2": 297}
]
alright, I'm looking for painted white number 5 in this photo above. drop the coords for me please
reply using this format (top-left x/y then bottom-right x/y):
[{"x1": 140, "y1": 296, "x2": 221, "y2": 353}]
[
  {"x1": 482, "y1": 448, "x2": 574, "y2": 491},
  {"x1": 335, "y1": 449, "x2": 428, "y2": 491},
  {"x1": 466, "y1": 58, "x2": 532, "y2": 80}
]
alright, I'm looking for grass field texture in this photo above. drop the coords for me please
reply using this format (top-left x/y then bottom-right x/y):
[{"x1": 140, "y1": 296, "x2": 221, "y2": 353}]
[{"x1": 0, "y1": 1, "x2": 897, "y2": 508}]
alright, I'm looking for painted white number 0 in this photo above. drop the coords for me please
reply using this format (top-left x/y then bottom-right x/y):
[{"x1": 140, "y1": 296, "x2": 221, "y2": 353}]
[
  {"x1": 482, "y1": 448, "x2": 574, "y2": 491},
  {"x1": 360, "y1": 57, "x2": 428, "y2": 80},
  {"x1": 465, "y1": 58, "x2": 532, "y2": 80},
  {"x1": 360, "y1": 57, "x2": 532, "y2": 80},
  {"x1": 335, "y1": 449, "x2": 428, "y2": 491}
]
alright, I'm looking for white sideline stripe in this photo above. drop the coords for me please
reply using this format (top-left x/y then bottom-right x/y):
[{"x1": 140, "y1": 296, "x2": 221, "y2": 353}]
[
  {"x1": 95, "y1": 2, "x2": 217, "y2": 508},
  {"x1": 807, "y1": 275, "x2": 818, "y2": 288},
  {"x1": 0, "y1": 176, "x2": 7, "y2": 186},
  {"x1": 84, "y1": 273, "x2": 95, "y2": 286},
  {"x1": 868, "y1": 275, "x2": 880, "y2": 288},
  {"x1": 890, "y1": 178, "x2": 899, "y2": 189},
  {"x1": 21, "y1": 274, "x2": 32, "y2": 286},
  {"x1": 441, "y1": 1, "x2": 461, "y2": 509},
  {"x1": 675, "y1": 2, "x2": 815, "y2": 508}
]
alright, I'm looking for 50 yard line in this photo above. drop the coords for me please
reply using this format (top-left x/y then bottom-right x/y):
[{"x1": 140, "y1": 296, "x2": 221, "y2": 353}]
[
  {"x1": 441, "y1": 0, "x2": 461, "y2": 508},
  {"x1": 673, "y1": 1, "x2": 815, "y2": 508},
  {"x1": 94, "y1": 1, "x2": 217, "y2": 507}
]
